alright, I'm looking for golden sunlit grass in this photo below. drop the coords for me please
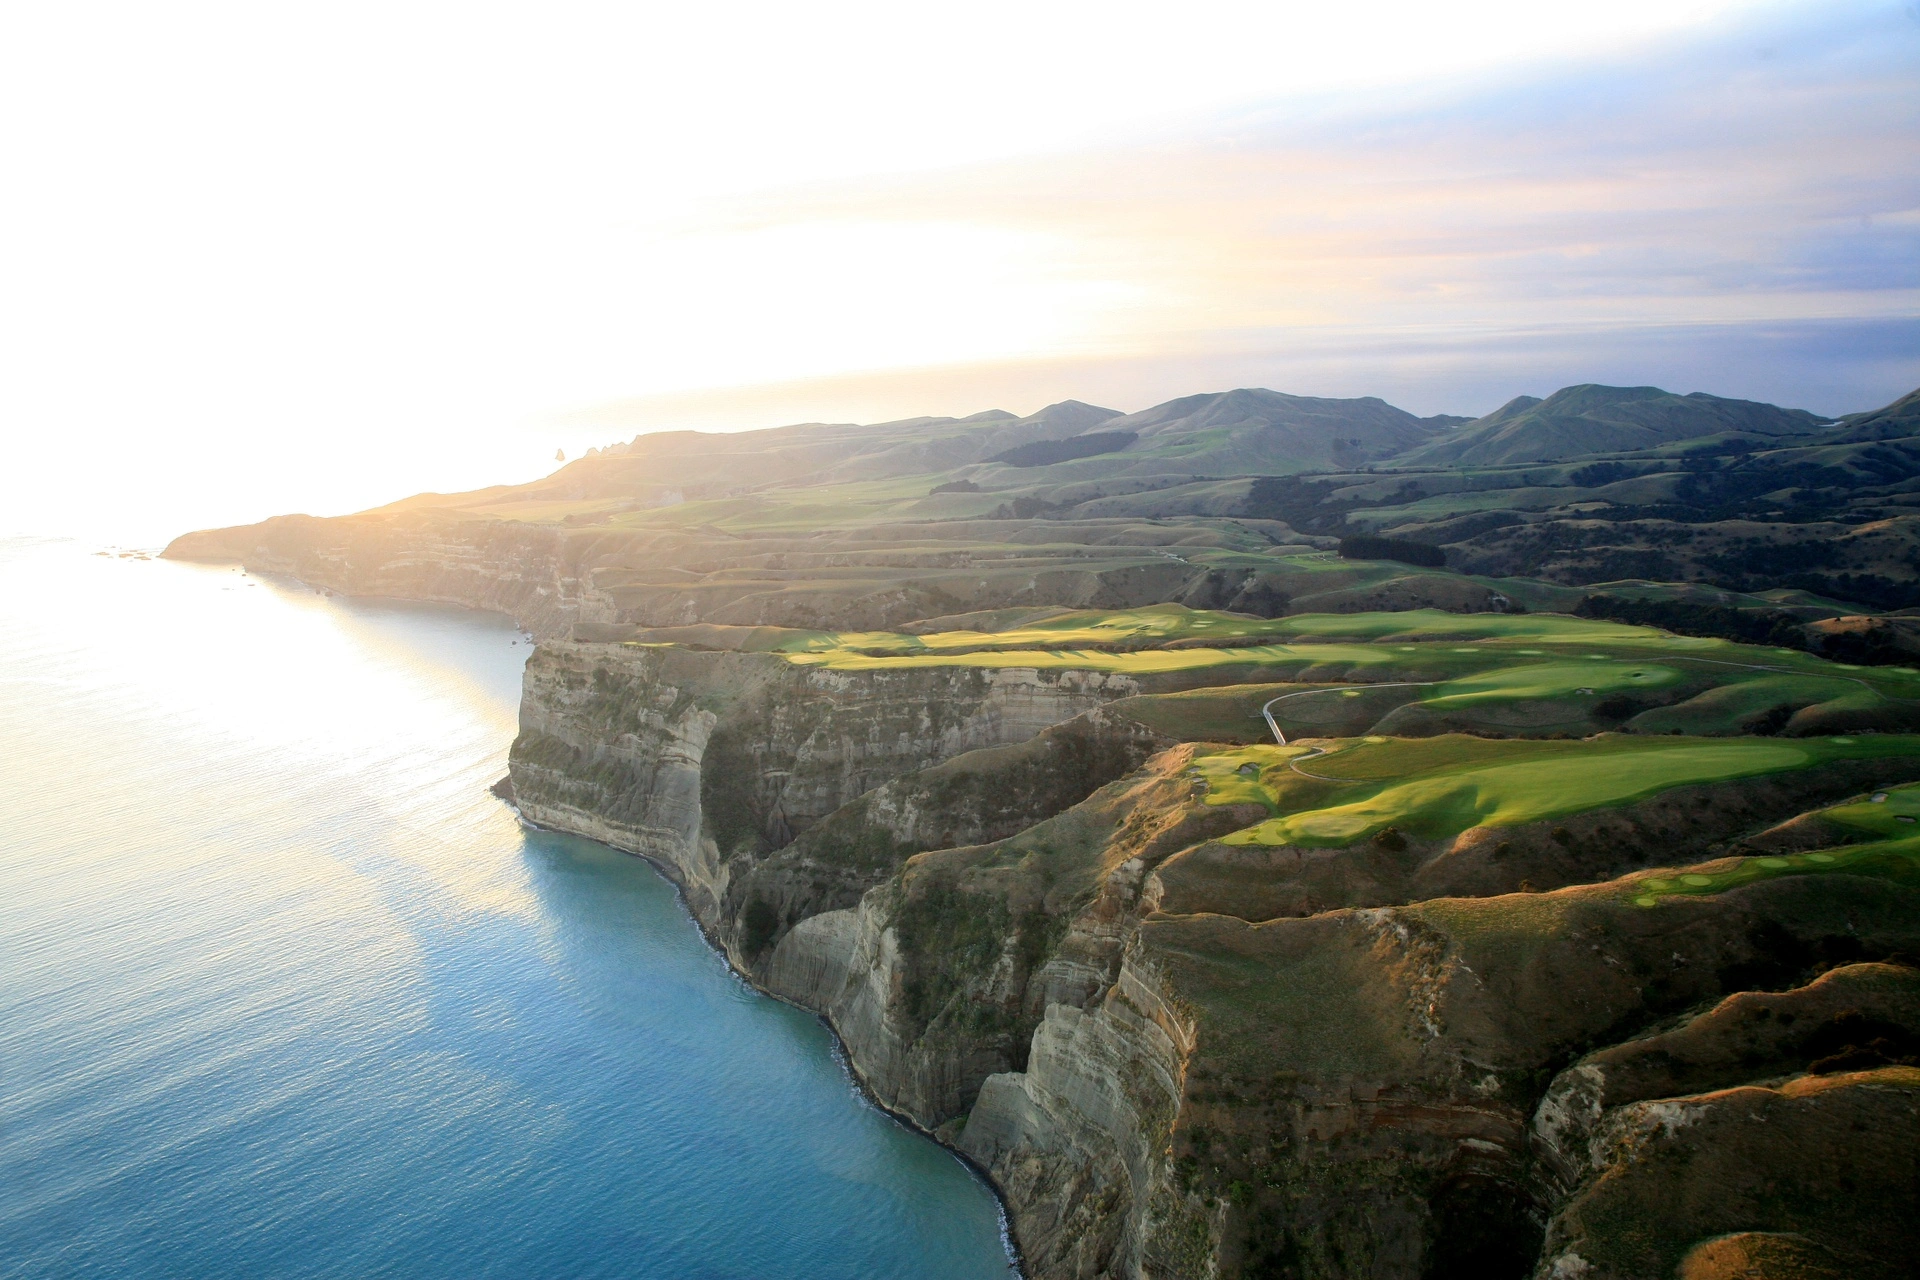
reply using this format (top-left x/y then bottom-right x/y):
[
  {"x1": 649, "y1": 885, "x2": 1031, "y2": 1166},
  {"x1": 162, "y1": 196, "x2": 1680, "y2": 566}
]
[{"x1": 1211, "y1": 735, "x2": 1866, "y2": 847}]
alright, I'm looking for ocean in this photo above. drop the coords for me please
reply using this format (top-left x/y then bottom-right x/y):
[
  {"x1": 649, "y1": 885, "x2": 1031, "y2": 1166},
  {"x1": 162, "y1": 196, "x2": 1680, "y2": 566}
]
[{"x1": 0, "y1": 536, "x2": 1015, "y2": 1279}]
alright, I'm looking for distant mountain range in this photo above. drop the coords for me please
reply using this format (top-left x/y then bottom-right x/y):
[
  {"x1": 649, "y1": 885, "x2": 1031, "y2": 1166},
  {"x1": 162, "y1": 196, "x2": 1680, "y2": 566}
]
[
  {"x1": 515, "y1": 382, "x2": 1859, "y2": 499},
  {"x1": 178, "y1": 379, "x2": 1920, "y2": 635},
  {"x1": 1398, "y1": 385, "x2": 1828, "y2": 466}
]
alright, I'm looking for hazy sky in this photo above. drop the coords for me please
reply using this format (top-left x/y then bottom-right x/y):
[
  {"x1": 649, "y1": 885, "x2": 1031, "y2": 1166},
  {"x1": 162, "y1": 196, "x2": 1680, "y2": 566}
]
[{"x1": 3, "y1": 0, "x2": 1915, "y2": 540}]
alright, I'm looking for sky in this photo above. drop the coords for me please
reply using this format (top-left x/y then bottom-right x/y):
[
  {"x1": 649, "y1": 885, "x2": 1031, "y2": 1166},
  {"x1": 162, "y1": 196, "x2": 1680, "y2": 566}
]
[{"x1": 1, "y1": 0, "x2": 1915, "y2": 542}]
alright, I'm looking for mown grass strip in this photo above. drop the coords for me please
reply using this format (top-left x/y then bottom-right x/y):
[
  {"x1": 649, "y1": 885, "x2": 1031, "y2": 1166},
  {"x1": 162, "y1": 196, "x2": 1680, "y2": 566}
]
[
  {"x1": 1628, "y1": 836, "x2": 1920, "y2": 906},
  {"x1": 768, "y1": 608, "x2": 1920, "y2": 707},
  {"x1": 1204, "y1": 735, "x2": 1920, "y2": 849}
]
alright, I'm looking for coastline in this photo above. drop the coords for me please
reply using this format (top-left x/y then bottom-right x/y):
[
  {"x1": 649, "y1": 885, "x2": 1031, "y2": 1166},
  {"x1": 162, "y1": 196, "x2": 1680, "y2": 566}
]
[
  {"x1": 497, "y1": 782, "x2": 1031, "y2": 1280},
  {"x1": 185, "y1": 559, "x2": 1028, "y2": 1274},
  {"x1": 2, "y1": 540, "x2": 1027, "y2": 1279}
]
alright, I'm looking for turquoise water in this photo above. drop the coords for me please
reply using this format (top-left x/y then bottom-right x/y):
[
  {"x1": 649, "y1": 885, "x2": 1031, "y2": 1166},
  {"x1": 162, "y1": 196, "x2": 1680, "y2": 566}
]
[{"x1": 0, "y1": 537, "x2": 1015, "y2": 1279}]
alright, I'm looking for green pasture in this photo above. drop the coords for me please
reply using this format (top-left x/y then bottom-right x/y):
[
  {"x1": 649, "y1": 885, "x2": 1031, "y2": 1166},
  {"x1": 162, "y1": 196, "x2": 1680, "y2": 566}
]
[
  {"x1": 1198, "y1": 734, "x2": 1920, "y2": 849},
  {"x1": 1343, "y1": 486, "x2": 1592, "y2": 529},
  {"x1": 599, "y1": 473, "x2": 1006, "y2": 533},
  {"x1": 1110, "y1": 683, "x2": 1331, "y2": 743}
]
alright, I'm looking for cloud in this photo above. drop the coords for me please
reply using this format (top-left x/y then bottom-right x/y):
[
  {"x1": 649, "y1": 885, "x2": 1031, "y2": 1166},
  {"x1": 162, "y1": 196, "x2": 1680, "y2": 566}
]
[
  {"x1": 7, "y1": 0, "x2": 1916, "y2": 539},
  {"x1": 583, "y1": 1, "x2": 1916, "y2": 425}
]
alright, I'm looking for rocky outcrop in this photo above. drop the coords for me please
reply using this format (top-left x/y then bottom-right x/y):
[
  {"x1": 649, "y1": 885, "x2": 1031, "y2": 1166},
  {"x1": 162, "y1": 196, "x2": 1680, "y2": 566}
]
[
  {"x1": 743, "y1": 753, "x2": 1238, "y2": 1278},
  {"x1": 751, "y1": 745, "x2": 1231, "y2": 1127},
  {"x1": 1535, "y1": 1068, "x2": 1920, "y2": 1279},
  {"x1": 736, "y1": 708, "x2": 1175, "y2": 956},
  {"x1": 1118, "y1": 873, "x2": 1920, "y2": 1279},
  {"x1": 960, "y1": 947, "x2": 1200, "y2": 1280}
]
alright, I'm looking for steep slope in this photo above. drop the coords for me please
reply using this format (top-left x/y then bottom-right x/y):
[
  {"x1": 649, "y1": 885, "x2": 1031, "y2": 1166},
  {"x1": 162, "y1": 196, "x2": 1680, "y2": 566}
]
[{"x1": 1531, "y1": 963, "x2": 1920, "y2": 1278}]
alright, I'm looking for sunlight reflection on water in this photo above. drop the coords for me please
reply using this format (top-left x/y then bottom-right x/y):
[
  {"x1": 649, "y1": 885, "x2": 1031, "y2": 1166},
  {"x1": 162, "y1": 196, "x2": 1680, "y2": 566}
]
[{"x1": 0, "y1": 536, "x2": 1014, "y2": 1280}]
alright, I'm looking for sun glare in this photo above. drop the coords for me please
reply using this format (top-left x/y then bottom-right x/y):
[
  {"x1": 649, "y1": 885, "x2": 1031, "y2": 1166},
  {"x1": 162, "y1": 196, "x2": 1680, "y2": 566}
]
[{"x1": 0, "y1": 0, "x2": 1901, "y2": 541}]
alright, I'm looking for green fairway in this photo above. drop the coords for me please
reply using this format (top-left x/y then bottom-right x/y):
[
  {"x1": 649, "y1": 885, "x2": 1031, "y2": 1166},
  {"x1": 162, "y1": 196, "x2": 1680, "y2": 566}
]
[
  {"x1": 1626, "y1": 779, "x2": 1920, "y2": 905},
  {"x1": 1420, "y1": 660, "x2": 1682, "y2": 708},
  {"x1": 1628, "y1": 837, "x2": 1920, "y2": 906},
  {"x1": 1628, "y1": 675, "x2": 1886, "y2": 736},
  {"x1": 756, "y1": 607, "x2": 1920, "y2": 742},
  {"x1": 777, "y1": 604, "x2": 1670, "y2": 659},
  {"x1": 1191, "y1": 745, "x2": 1311, "y2": 807},
  {"x1": 781, "y1": 639, "x2": 1430, "y2": 675},
  {"x1": 1198, "y1": 734, "x2": 1920, "y2": 848},
  {"x1": 1820, "y1": 779, "x2": 1920, "y2": 838},
  {"x1": 814, "y1": 603, "x2": 1298, "y2": 653},
  {"x1": 768, "y1": 606, "x2": 1915, "y2": 683}
]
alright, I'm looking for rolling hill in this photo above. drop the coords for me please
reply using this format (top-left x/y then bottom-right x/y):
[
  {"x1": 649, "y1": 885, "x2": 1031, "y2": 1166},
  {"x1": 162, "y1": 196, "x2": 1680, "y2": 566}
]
[
  {"x1": 1397, "y1": 383, "x2": 1829, "y2": 466},
  {"x1": 163, "y1": 372, "x2": 1920, "y2": 1280}
]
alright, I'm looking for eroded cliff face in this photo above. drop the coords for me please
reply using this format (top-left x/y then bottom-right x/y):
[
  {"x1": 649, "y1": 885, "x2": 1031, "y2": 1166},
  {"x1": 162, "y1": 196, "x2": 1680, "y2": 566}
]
[
  {"x1": 165, "y1": 513, "x2": 617, "y2": 639},
  {"x1": 744, "y1": 746, "x2": 1254, "y2": 1273},
  {"x1": 509, "y1": 641, "x2": 1241, "y2": 1270},
  {"x1": 162, "y1": 509, "x2": 1330, "y2": 641},
  {"x1": 507, "y1": 636, "x2": 1143, "y2": 932},
  {"x1": 489, "y1": 632, "x2": 1920, "y2": 1280},
  {"x1": 507, "y1": 631, "x2": 1920, "y2": 1280},
  {"x1": 960, "y1": 948, "x2": 1202, "y2": 1280}
]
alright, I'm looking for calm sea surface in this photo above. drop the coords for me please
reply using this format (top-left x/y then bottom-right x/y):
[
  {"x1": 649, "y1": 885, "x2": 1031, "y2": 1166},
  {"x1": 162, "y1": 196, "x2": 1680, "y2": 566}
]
[{"x1": 0, "y1": 536, "x2": 1014, "y2": 1279}]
